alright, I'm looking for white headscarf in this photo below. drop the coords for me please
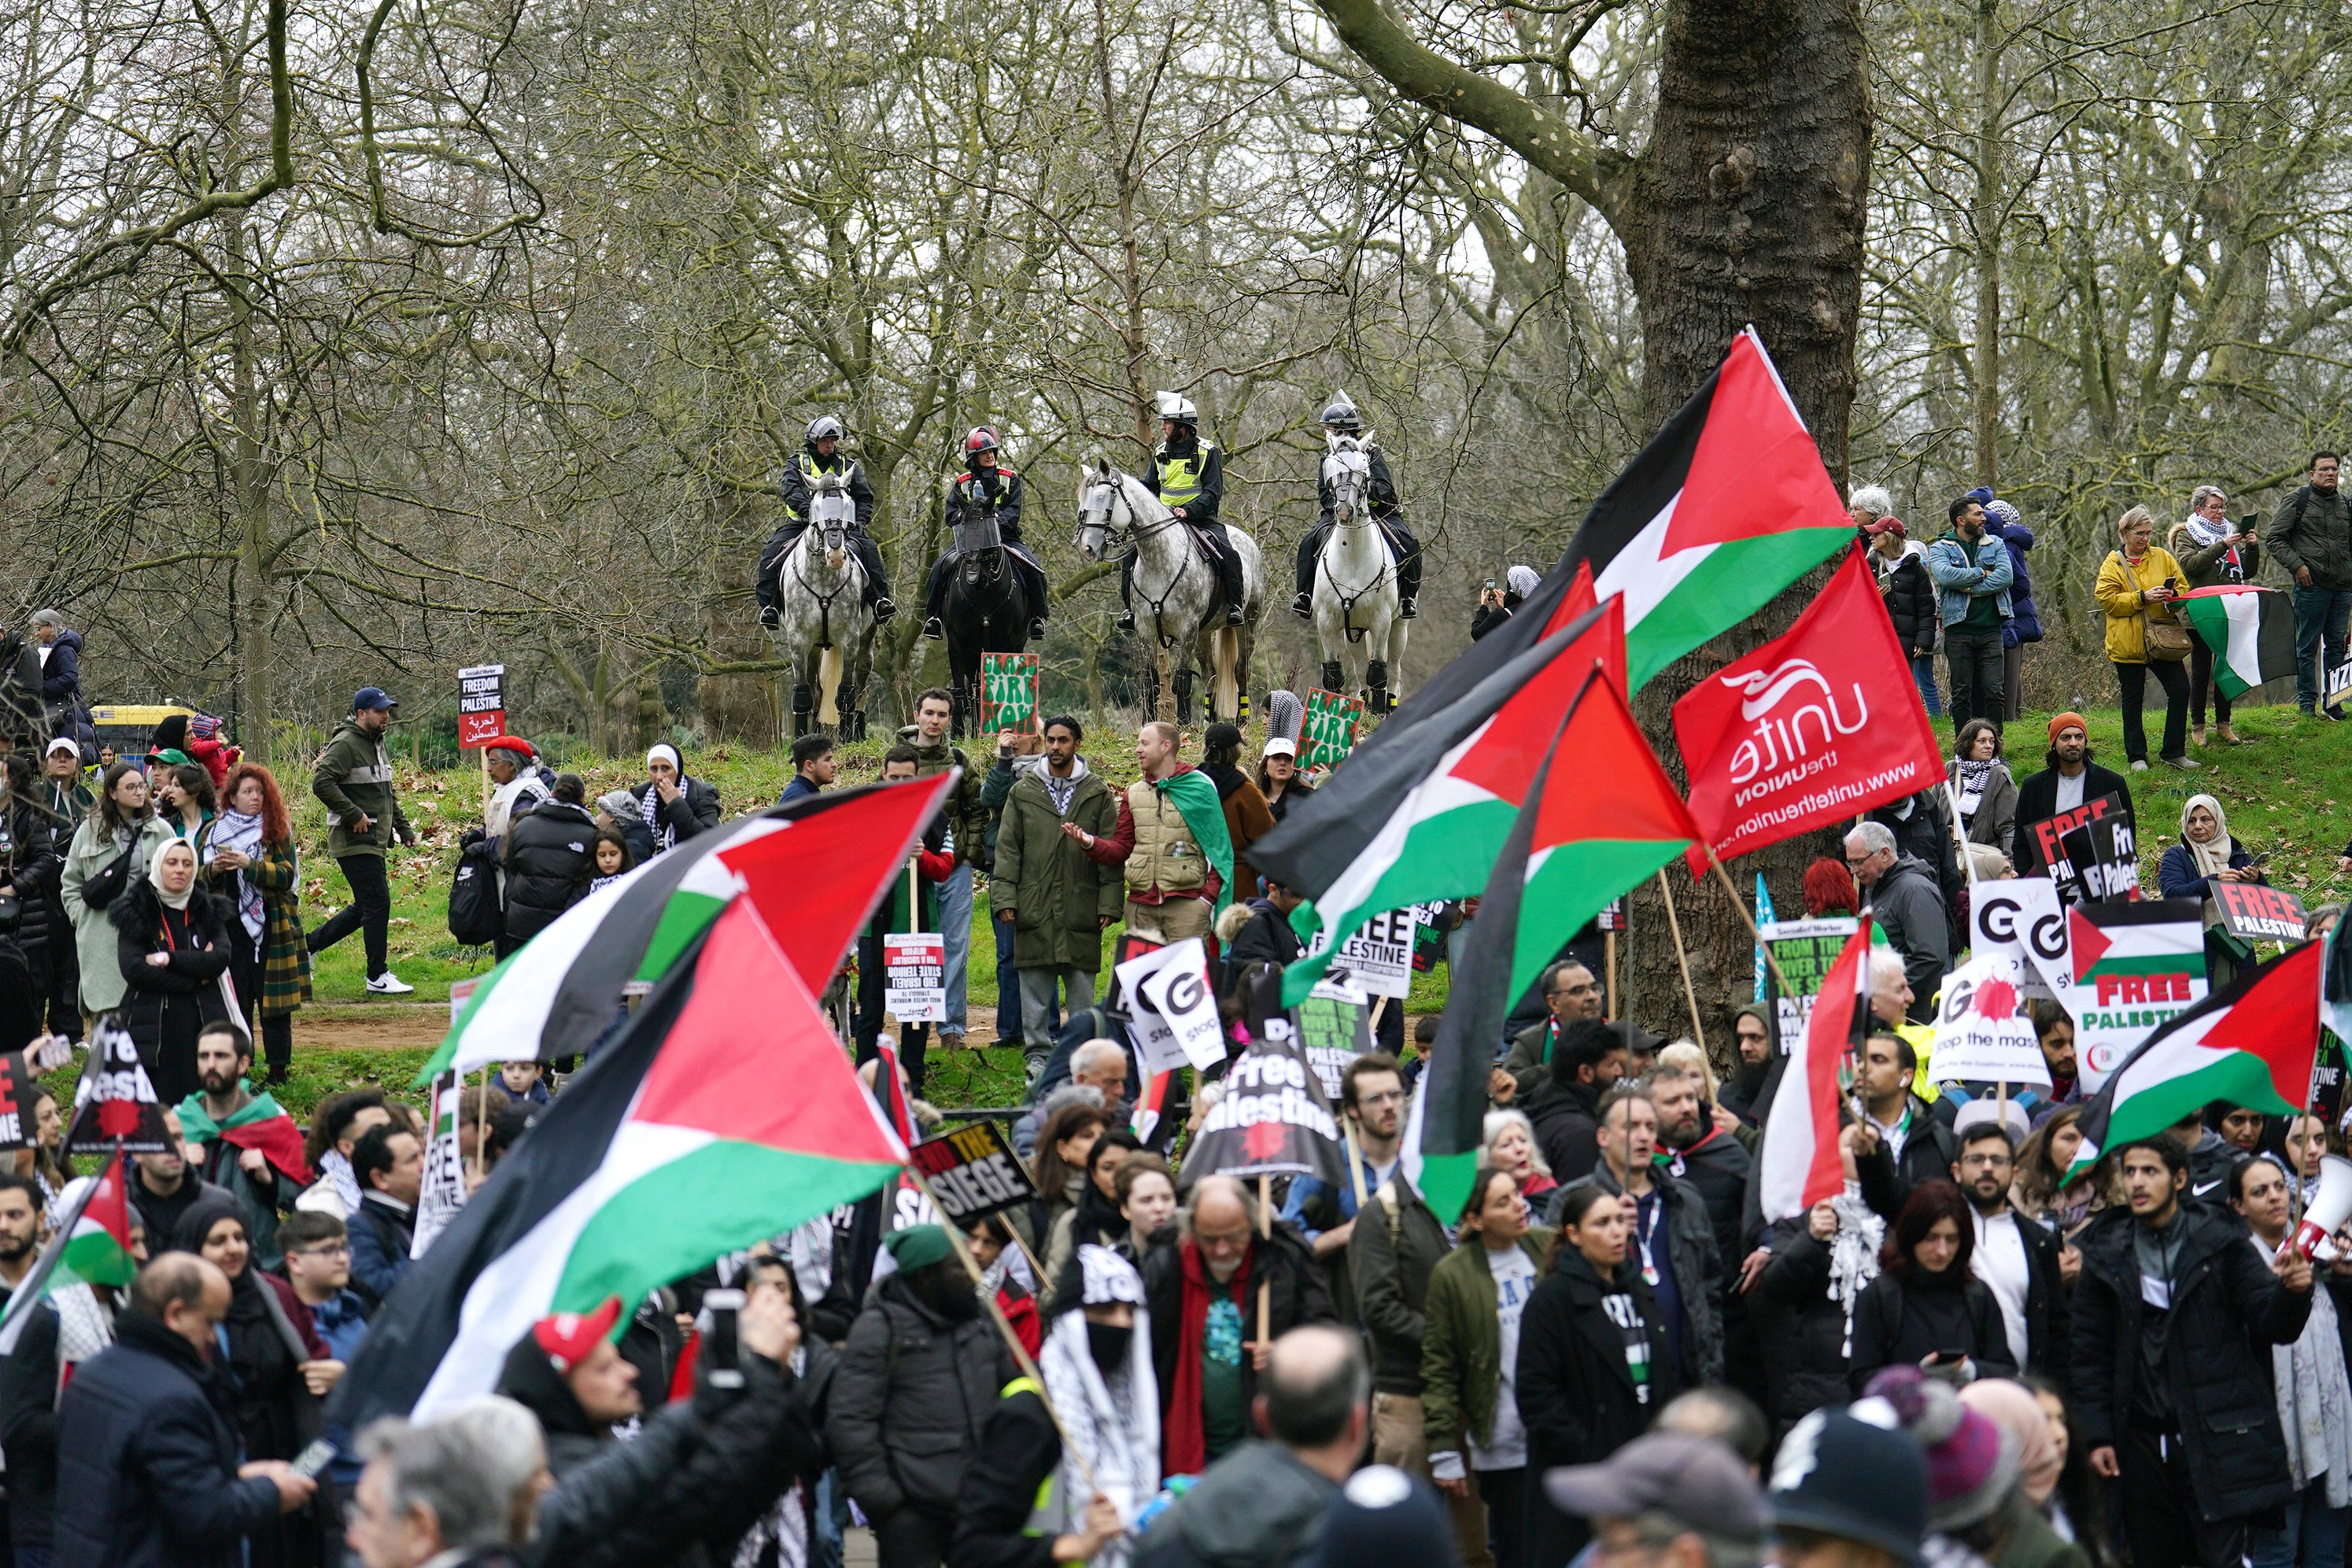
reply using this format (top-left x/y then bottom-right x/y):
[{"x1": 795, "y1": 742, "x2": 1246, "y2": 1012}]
[
  {"x1": 148, "y1": 838, "x2": 197, "y2": 911},
  {"x1": 1505, "y1": 565, "x2": 1540, "y2": 599},
  {"x1": 2182, "y1": 792, "x2": 2236, "y2": 880},
  {"x1": 1036, "y1": 1246, "x2": 1158, "y2": 1568},
  {"x1": 642, "y1": 744, "x2": 688, "y2": 853}
]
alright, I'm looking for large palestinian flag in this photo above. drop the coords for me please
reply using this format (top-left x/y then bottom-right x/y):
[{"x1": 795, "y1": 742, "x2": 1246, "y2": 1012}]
[
  {"x1": 424, "y1": 776, "x2": 954, "y2": 1079},
  {"x1": 1415, "y1": 671, "x2": 1703, "y2": 1216},
  {"x1": 335, "y1": 899, "x2": 908, "y2": 1425},
  {"x1": 1263, "y1": 603, "x2": 1626, "y2": 1002},
  {"x1": 2179, "y1": 586, "x2": 2295, "y2": 699},
  {"x1": 177, "y1": 1085, "x2": 311, "y2": 1186},
  {"x1": 0, "y1": 1149, "x2": 138, "y2": 1354},
  {"x1": 2066, "y1": 939, "x2": 2322, "y2": 1181}
]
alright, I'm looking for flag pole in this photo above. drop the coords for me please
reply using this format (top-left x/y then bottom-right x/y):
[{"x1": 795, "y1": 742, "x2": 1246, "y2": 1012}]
[
  {"x1": 1257, "y1": 1172, "x2": 1273, "y2": 1349},
  {"x1": 1604, "y1": 928, "x2": 1618, "y2": 1022},
  {"x1": 1703, "y1": 850, "x2": 1802, "y2": 1003},
  {"x1": 909, "y1": 1168, "x2": 1107, "y2": 1497},
  {"x1": 1655, "y1": 870, "x2": 1706, "y2": 1049}
]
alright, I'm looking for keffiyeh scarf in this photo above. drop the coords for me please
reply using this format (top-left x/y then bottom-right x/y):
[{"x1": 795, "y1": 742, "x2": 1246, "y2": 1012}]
[
  {"x1": 203, "y1": 807, "x2": 268, "y2": 940},
  {"x1": 1036, "y1": 1246, "x2": 1159, "y2": 1568}
]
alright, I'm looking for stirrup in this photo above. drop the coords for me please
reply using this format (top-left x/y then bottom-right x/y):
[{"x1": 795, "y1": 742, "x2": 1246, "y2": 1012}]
[
  {"x1": 1291, "y1": 592, "x2": 1313, "y2": 618},
  {"x1": 1117, "y1": 610, "x2": 1135, "y2": 633},
  {"x1": 873, "y1": 596, "x2": 896, "y2": 622},
  {"x1": 1225, "y1": 604, "x2": 1246, "y2": 626},
  {"x1": 1399, "y1": 596, "x2": 1418, "y2": 619},
  {"x1": 921, "y1": 617, "x2": 944, "y2": 640},
  {"x1": 1029, "y1": 618, "x2": 1047, "y2": 641}
]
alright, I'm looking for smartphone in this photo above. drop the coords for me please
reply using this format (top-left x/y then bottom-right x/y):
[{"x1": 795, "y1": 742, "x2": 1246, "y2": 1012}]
[
  {"x1": 289, "y1": 1437, "x2": 338, "y2": 1481},
  {"x1": 1485, "y1": 578, "x2": 1497, "y2": 592},
  {"x1": 703, "y1": 1288, "x2": 745, "y2": 1389},
  {"x1": 2164, "y1": 576, "x2": 2177, "y2": 592}
]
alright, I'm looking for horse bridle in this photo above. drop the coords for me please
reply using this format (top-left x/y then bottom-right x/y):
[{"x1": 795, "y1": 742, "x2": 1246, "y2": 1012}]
[
  {"x1": 1320, "y1": 452, "x2": 1391, "y2": 634},
  {"x1": 786, "y1": 518, "x2": 858, "y2": 648},
  {"x1": 1084, "y1": 478, "x2": 1194, "y2": 645}
]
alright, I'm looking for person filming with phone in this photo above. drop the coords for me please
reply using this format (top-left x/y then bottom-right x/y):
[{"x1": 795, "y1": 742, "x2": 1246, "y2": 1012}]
[
  {"x1": 1472, "y1": 566, "x2": 1538, "y2": 641},
  {"x1": 2270, "y1": 451, "x2": 2352, "y2": 720},
  {"x1": 2095, "y1": 504, "x2": 2196, "y2": 771}
]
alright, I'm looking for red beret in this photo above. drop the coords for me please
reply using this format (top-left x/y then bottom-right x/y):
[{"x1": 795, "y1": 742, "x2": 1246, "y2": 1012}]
[
  {"x1": 532, "y1": 1296, "x2": 622, "y2": 1373},
  {"x1": 482, "y1": 736, "x2": 536, "y2": 757}
]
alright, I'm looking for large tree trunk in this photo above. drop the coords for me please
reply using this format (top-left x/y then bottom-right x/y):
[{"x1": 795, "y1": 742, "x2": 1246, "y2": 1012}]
[{"x1": 1312, "y1": 0, "x2": 1870, "y2": 1051}]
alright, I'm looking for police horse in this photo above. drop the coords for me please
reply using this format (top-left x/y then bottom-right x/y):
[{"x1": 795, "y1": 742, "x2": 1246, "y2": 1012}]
[
  {"x1": 941, "y1": 497, "x2": 1036, "y2": 740},
  {"x1": 771, "y1": 473, "x2": 877, "y2": 740},
  {"x1": 1310, "y1": 430, "x2": 1408, "y2": 713},
  {"x1": 1075, "y1": 459, "x2": 1263, "y2": 725}
]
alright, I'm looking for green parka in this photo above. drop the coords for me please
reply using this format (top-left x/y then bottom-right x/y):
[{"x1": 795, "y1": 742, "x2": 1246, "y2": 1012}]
[
  {"x1": 312, "y1": 719, "x2": 412, "y2": 858},
  {"x1": 989, "y1": 758, "x2": 1120, "y2": 971},
  {"x1": 1420, "y1": 1229, "x2": 1554, "y2": 1456}
]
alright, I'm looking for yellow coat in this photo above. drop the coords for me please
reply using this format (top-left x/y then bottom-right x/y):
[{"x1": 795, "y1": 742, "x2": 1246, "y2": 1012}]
[{"x1": 2095, "y1": 546, "x2": 2186, "y2": 664}]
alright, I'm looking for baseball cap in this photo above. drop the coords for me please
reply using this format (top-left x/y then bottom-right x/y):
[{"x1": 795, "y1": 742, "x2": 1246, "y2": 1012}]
[
  {"x1": 44, "y1": 737, "x2": 78, "y2": 759},
  {"x1": 1544, "y1": 1432, "x2": 1766, "y2": 1540},
  {"x1": 530, "y1": 1295, "x2": 623, "y2": 1374},
  {"x1": 1262, "y1": 737, "x2": 1296, "y2": 758},
  {"x1": 352, "y1": 687, "x2": 398, "y2": 713},
  {"x1": 1767, "y1": 1407, "x2": 1929, "y2": 1566}
]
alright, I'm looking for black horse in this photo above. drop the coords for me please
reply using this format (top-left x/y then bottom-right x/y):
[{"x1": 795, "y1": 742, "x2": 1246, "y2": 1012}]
[{"x1": 942, "y1": 510, "x2": 1035, "y2": 739}]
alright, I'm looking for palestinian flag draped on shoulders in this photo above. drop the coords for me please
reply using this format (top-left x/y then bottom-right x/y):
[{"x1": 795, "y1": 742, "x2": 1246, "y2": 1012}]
[
  {"x1": 2179, "y1": 586, "x2": 2296, "y2": 699},
  {"x1": 2066, "y1": 939, "x2": 2322, "y2": 1181},
  {"x1": 1250, "y1": 327, "x2": 1852, "y2": 990},
  {"x1": 177, "y1": 1083, "x2": 311, "y2": 1186},
  {"x1": 333, "y1": 898, "x2": 910, "y2": 1426},
  {"x1": 0, "y1": 1149, "x2": 138, "y2": 1354},
  {"x1": 1411, "y1": 670, "x2": 1704, "y2": 1216},
  {"x1": 424, "y1": 777, "x2": 956, "y2": 1079}
]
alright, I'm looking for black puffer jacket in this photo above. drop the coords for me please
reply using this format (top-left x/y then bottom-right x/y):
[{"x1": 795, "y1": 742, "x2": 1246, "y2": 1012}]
[
  {"x1": 109, "y1": 877, "x2": 233, "y2": 1104},
  {"x1": 502, "y1": 799, "x2": 598, "y2": 944},
  {"x1": 1749, "y1": 1219, "x2": 1855, "y2": 1433},
  {"x1": 3, "y1": 793, "x2": 65, "y2": 965},
  {"x1": 827, "y1": 1268, "x2": 1014, "y2": 1526},
  {"x1": 2070, "y1": 1205, "x2": 2313, "y2": 1523},
  {"x1": 1874, "y1": 548, "x2": 1938, "y2": 656},
  {"x1": 498, "y1": 1326, "x2": 825, "y2": 1568}
]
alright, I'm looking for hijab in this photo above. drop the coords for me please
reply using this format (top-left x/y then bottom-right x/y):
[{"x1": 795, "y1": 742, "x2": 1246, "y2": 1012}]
[
  {"x1": 1037, "y1": 1246, "x2": 1158, "y2": 1568},
  {"x1": 149, "y1": 838, "x2": 198, "y2": 911},
  {"x1": 1506, "y1": 566, "x2": 1540, "y2": 599},
  {"x1": 641, "y1": 744, "x2": 689, "y2": 852},
  {"x1": 1959, "y1": 1379, "x2": 2061, "y2": 1507},
  {"x1": 2181, "y1": 792, "x2": 2236, "y2": 880},
  {"x1": 170, "y1": 1191, "x2": 296, "y2": 1427}
]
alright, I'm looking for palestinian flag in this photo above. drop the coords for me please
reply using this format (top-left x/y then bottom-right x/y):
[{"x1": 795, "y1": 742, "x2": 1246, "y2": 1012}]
[
  {"x1": 334, "y1": 898, "x2": 908, "y2": 1426},
  {"x1": 0, "y1": 1149, "x2": 138, "y2": 1354},
  {"x1": 2066, "y1": 940, "x2": 2322, "y2": 1181},
  {"x1": 423, "y1": 776, "x2": 955, "y2": 1080},
  {"x1": 2180, "y1": 586, "x2": 2295, "y2": 699},
  {"x1": 1132, "y1": 1069, "x2": 1177, "y2": 1150},
  {"x1": 176, "y1": 1084, "x2": 312, "y2": 1186},
  {"x1": 1757, "y1": 923, "x2": 1872, "y2": 1221},
  {"x1": 1264, "y1": 601, "x2": 1627, "y2": 1002},
  {"x1": 1417, "y1": 670, "x2": 1704, "y2": 1216}
]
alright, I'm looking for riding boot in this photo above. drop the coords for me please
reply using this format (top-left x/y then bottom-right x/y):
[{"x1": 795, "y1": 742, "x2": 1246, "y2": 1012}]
[
  {"x1": 855, "y1": 534, "x2": 895, "y2": 621},
  {"x1": 1293, "y1": 524, "x2": 1324, "y2": 618},
  {"x1": 1221, "y1": 552, "x2": 1246, "y2": 626},
  {"x1": 1398, "y1": 542, "x2": 1421, "y2": 620},
  {"x1": 1117, "y1": 550, "x2": 1137, "y2": 634}
]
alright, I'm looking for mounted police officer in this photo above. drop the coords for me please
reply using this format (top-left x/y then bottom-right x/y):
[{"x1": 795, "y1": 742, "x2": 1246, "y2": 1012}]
[
  {"x1": 1293, "y1": 393, "x2": 1418, "y2": 621},
  {"x1": 1119, "y1": 392, "x2": 1246, "y2": 633},
  {"x1": 756, "y1": 415, "x2": 895, "y2": 628},
  {"x1": 922, "y1": 426, "x2": 1050, "y2": 643}
]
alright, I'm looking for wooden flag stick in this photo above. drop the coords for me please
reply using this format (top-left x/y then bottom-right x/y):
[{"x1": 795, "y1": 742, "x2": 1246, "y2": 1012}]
[
  {"x1": 1704, "y1": 849, "x2": 1802, "y2": 1002},
  {"x1": 1257, "y1": 1172, "x2": 1273, "y2": 1349},
  {"x1": 909, "y1": 1168, "x2": 1106, "y2": 1496},
  {"x1": 1604, "y1": 929, "x2": 1617, "y2": 1022},
  {"x1": 1342, "y1": 1117, "x2": 1370, "y2": 1211},
  {"x1": 1655, "y1": 870, "x2": 1707, "y2": 1049}
]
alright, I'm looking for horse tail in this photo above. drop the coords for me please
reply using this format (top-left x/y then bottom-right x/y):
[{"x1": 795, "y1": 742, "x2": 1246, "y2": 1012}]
[
  {"x1": 818, "y1": 646, "x2": 844, "y2": 725},
  {"x1": 1214, "y1": 625, "x2": 1242, "y2": 721}
]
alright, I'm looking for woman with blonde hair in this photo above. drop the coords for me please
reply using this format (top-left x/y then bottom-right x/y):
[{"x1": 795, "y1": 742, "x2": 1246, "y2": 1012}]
[
  {"x1": 2093, "y1": 504, "x2": 2195, "y2": 771},
  {"x1": 1481, "y1": 1108, "x2": 1556, "y2": 1201}
]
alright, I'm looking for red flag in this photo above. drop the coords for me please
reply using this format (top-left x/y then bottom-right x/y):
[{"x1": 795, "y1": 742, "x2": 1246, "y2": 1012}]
[
  {"x1": 1673, "y1": 548, "x2": 1943, "y2": 874},
  {"x1": 1757, "y1": 921, "x2": 1872, "y2": 1221}
]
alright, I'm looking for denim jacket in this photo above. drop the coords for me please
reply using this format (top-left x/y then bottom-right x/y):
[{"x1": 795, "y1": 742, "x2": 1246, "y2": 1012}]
[{"x1": 1926, "y1": 536, "x2": 2015, "y2": 628}]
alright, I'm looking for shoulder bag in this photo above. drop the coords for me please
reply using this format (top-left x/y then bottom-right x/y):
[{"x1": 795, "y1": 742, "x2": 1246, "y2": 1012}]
[{"x1": 2118, "y1": 552, "x2": 2192, "y2": 662}]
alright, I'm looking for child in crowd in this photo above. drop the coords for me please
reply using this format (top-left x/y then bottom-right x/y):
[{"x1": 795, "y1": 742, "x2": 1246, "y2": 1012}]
[
  {"x1": 500, "y1": 1058, "x2": 552, "y2": 1106},
  {"x1": 589, "y1": 825, "x2": 633, "y2": 893}
]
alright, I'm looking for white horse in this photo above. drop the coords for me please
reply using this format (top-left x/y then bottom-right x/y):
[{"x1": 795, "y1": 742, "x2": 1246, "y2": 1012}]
[
  {"x1": 1312, "y1": 431, "x2": 1407, "y2": 712},
  {"x1": 771, "y1": 474, "x2": 877, "y2": 740},
  {"x1": 1074, "y1": 458, "x2": 1264, "y2": 725}
]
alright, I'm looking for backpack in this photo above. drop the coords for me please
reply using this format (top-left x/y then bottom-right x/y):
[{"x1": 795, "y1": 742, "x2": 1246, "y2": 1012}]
[{"x1": 447, "y1": 835, "x2": 503, "y2": 946}]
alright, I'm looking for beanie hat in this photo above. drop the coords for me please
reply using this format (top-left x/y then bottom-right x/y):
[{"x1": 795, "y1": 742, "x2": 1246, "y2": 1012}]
[
  {"x1": 882, "y1": 1223, "x2": 954, "y2": 1273},
  {"x1": 2047, "y1": 712, "x2": 2088, "y2": 745},
  {"x1": 1768, "y1": 1407, "x2": 1928, "y2": 1565},
  {"x1": 1301, "y1": 1467, "x2": 1453, "y2": 1568},
  {"x1": 531, "y1": 1296, "x2": 623, "y2": 1374},
  {"x1": 1861, "y1": 1365, "x2": 2018, "y2": 1532}
]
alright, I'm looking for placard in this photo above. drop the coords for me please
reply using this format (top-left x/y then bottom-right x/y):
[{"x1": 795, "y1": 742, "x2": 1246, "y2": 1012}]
[
  {"x1": 1295, "y1": 991, "x2": 1374, "y2": 1102},
  {"x1": 981, "y1": 652, "x2": 1039, "y2": 734},
  {"x1": 908, "y1": 1120, "x2": 1039, "y2": 1225},
  {"x1": 1597, "y1": 898, "x2": 1626, "y2": 933},
  {"x1": 883, "y1": 932, "x2": 946, "y2": 1022},
  {"x1": 1928, "y1": 953, "x2": 2051, "y2": 1088},
  {"x1": 1302, "y1": 688, "x2": 1364, "y2": 770},
  {"x1": 0, "y1": 1050, "x2": 40, "y2": 1153},
  {"x1": 2331, "y1": 654, "x2": 2352, "y2": 707},
  {"x1": 2025, "y1": 791, "x2": 2127, "y2": 903},
  {"x1": 1411, "y1": 902, "x2": 1450, "y2": 973},
  {"x1": 449, "y1": 976, "x2": 479, "y2": 1025},
  {"x1": 1760, "y1": 917, "x2": 1859, "y2": 1052},
  {"x1": 1180, "y1": 1023, "x2": 1346, "y2": 1188},
  {"x1": 2214, "y1": 881, "x2": 2308, "y2": 944},
  {"x1": 2057, "y1": 814, "x2": 2139, "y2": 903},
  {"x1": 457, "y1": 663, "x2": 506, "y2": 750},
  {"x1": 1302, "y1": 906, "x2": 1419, "y2": 998},
  {"x1": 1115, "y1": 937, "x2": 1224, "y2": 1074},
  {"x1": 2022, "y1": 898, "x2": 2207, "y2": 1090},
  {"x1": 1106, "y1": 933, "x2": 1164, "y2": 1016},
  {"x1": 65, "y1": 1016, "x2": 175, "y2": 1155},
  {"x1": 412, "y1": 1068, "x2": 468, "y2": 1258},
  {"x1": 1970, "y1": 879, "x2": 2064, "y2": 1002}
]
